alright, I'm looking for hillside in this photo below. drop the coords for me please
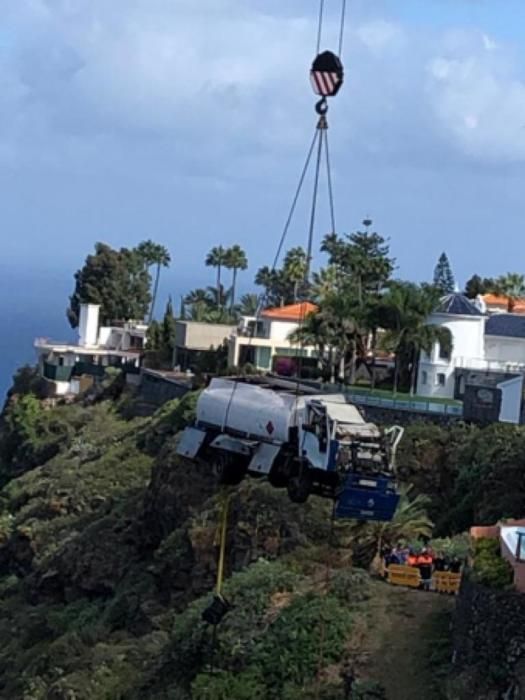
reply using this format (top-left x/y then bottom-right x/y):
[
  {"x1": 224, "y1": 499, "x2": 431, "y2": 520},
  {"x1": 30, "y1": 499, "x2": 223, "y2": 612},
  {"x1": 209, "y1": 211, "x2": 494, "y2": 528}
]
[{"x1": 0, "y1": 379, "x2": 522, "y2": 699}]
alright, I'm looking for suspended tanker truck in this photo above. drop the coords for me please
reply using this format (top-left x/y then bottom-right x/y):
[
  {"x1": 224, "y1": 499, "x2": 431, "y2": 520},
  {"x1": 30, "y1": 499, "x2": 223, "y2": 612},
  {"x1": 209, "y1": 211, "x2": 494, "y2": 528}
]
[{"x1": 177, "y1": 377, "x2": 404, "y2": 522}]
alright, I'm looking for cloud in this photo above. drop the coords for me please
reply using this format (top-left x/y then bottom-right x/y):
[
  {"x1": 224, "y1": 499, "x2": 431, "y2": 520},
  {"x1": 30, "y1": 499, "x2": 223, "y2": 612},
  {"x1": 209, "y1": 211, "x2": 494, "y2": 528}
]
[
  {"x1": 426, "y1": 31, "x2": 525, "y2": 163},
  {"x1": 3, "y1": 0, "x2": 525, "y2": 178}
]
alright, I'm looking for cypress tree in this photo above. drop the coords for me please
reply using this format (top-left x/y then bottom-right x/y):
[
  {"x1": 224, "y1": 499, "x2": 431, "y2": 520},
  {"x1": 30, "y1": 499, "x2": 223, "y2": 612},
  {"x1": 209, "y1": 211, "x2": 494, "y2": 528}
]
[{"x1": 433, "y1": 252, "x2": 455, "y2": 294}]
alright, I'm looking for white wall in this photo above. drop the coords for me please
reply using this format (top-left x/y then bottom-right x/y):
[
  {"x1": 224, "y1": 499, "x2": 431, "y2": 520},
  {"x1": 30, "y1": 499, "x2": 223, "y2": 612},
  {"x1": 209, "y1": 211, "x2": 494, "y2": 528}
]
[
  {"x1": 430, "y1": 313, "x2": 486, "y2": 362},
  {"x1": 417, "y1": 313, "x2": 485, "y2": 399},
  {"x1": 54, "y1": 381, "x2": 71, "y2": 396},
  {"x1": 176, "y1": 321, "x2": 236, "y2": 350},
  {"x1": 498, "y1": 376, "x2": 523, "y2": 424},
  {"x1": 78, "y1": 304, "x2": 100, "y2": 347},
  {"x1": 268, "y1": 320, "x2": 299, "y2": 342},
  {"x1": 485, "y1": 335, "x2": 525, "y2": 365},
  {"x1": 98, "y1": 327, "x2": 112, "y2": 347},
  {"x1": 229, "y1": 335, "x2": 315, "y2": 369}
]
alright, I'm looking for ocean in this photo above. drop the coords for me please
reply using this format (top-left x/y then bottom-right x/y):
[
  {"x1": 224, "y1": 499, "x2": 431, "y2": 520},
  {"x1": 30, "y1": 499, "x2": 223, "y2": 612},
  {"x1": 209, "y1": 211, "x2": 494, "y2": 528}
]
[
  {"x1": 0, "y1": 265, "x2": 74, "y2": 403},
  {"x1": 0, "y1": 258, "x2": 213, "y2": 403}
]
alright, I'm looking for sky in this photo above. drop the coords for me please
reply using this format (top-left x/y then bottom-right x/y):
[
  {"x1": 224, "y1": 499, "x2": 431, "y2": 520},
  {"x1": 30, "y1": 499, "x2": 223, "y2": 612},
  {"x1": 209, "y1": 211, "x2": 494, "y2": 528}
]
[{"x1": 3, "y1": 0, "x2": 525, "y2": 310}]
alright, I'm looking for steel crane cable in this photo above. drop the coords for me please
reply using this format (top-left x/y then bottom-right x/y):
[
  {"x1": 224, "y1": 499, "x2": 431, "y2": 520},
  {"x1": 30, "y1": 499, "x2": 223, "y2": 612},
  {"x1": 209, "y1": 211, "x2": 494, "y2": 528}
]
[
  {"x1": 271, "y1": 127, "x2": 321, "y2": 274},
  {"x1": 225, "y1": 0, "x2": 347, "y2": 429},
  {"x1": 304, "y1": 119, "x2": 324, "y2": 284},
  {"x1": 324, "y1": 118, "x2": 337, "y2": 236},
  {"x1": 338, "y1": 0, "x2": 347, "y2": 56},
  {"x1": 316, "y1": 0, "x2": 326, "y2": 55},
  {"x1": 221, "y1": 126, "x2": 322, "y2": 433},
  {"x1": 316, "y1": 0, "x2": 348, "y2": 57}
]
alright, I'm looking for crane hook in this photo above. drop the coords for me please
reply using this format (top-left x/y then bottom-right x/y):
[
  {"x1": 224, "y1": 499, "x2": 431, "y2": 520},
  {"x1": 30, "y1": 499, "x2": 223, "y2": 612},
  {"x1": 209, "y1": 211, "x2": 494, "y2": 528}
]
[{"x1": 315, "y1": 97, "x2": 328, "y2": 116}]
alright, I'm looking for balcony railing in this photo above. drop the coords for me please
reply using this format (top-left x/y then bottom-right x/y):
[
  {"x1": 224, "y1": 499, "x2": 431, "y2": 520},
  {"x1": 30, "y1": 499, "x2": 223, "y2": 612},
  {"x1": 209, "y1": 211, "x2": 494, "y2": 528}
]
[
  {"x1": 236, "y1": 328, "x2": 269, "y2": 339},
  {"x1": 43, "y1": 361, "x2": 107, "y2": 382},
  {"x1": 74, "y1": 362, "x2": 106, "y2": 377},
  {"x1": 454, "y1": 356, "x2": 525, "y2": 373},
  {"x1": 43, "y1": 363, "x2": 73, "y2": 382}
]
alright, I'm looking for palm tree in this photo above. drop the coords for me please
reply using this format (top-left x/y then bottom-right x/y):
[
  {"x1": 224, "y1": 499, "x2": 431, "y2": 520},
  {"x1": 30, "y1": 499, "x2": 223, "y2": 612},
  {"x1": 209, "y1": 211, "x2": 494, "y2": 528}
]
[
  {"x1": 184, "y1": 288, "x2": 211, "y2": 321},
  {"x1": 350, "y1": 486, "x2": 434, "y2": 573},
  {"x1": 224, "y1": 245, "x2": 248, "y2": 310},
  {"x1": 310, "y1": 265, "x2": 340, "y2": 302},
  {"x1": 492, "y1": 273, "x2": 525, "y2": 312},
  {"x1": 137, "y1": 240, "x2": 171, "y2": 322},
  {"x1": 289, "y1": 294, "x2": 364, "y2": 384},
  {"x1": 205, "y1": 246, "x2": 228, "y2": 310},
  {"x1": 238, "y1": 293, "x2": 260, "y2": 316},
  {"x1": 283, "y1": 247, "x2": 307, "y2": 302},
  {"x1": 289, "y1": 309, "x2": 333, "y2": 380},
  {"x1": 184, "y1": 288, "x2": 213, "y2": 307},
  {"x1": 376, "y1": 282, "x2": 452, "y2": 394},
  {"x1": 323, "y1": 292, "x2": 366, "y2": 384},
  {"x1": 206, "y1": 284, "x2": 232, "y2": 312},
  {"x1": 189, "y1": 302, "x2": 210, "y2": 322}
]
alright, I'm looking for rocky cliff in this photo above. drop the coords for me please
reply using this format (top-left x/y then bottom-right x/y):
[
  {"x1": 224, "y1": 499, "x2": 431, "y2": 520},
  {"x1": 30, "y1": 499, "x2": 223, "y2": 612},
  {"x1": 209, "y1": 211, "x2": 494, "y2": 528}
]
[{"x1": 0, "y1": 392, "x2": 391, "y2": 699}]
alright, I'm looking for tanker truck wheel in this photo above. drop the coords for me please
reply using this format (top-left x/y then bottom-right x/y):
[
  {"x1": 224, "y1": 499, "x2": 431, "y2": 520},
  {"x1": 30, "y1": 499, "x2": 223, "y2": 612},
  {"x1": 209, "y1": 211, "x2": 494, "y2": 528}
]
[
  {"x1": 215, "y1": 452, "x2": 247, "y2": 486},
  {"x1": 287, "y1": 471, "x2": 312, "y2": 504},
  {"x1": 268, "y1": 464, "x2": 288, "y2": 489}
]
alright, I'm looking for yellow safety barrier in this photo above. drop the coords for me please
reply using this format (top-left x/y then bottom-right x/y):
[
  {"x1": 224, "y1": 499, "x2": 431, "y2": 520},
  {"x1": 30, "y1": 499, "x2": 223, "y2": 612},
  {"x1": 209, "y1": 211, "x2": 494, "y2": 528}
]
[
  {"x1": 386, "y1": 564, "x2": 421, "y2": 588},
  {"x1": 434, "y1": 571, "x2": 461, "y2": 595}
]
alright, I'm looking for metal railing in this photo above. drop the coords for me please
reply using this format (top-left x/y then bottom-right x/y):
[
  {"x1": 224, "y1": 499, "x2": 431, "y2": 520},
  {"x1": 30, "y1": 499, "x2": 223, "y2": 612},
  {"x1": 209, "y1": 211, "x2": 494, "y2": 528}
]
[
  {"x1": 43, "y1": 363, "x2": 73, "y2": 382},
  {"x1": 454, "y1": 356, "x2": 525, "y2": 373},
  {"x1": 346, "y1": 391, "x2": 463, "y2": 417}
]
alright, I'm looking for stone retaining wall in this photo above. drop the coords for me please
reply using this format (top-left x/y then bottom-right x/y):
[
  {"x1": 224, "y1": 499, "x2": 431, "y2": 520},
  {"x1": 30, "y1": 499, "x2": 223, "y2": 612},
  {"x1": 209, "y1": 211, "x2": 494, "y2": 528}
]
[{"x1": 451, "y1": 580, "x2": 525, "y2": 697}]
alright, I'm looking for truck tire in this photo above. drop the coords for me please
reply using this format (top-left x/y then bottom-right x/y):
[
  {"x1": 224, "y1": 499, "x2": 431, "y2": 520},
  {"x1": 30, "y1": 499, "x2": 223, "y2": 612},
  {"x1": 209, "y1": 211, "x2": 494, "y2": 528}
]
[
  {"x1": 287, "y1": 471, "x2": 312, "y2": 504},
  {"x1": 215, "y1": 452, "x2": 246, "y2": 486},
  {"x1": 268, "y1": 465, "x2": 288, "y2": 489}
]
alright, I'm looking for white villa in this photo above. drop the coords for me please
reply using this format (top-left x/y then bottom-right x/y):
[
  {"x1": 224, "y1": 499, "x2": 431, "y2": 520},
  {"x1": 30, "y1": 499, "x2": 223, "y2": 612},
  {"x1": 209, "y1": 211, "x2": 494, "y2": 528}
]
[
  {"x1": 228, "y1": 302, "x2": 318, "y2": 372},
  {"x1": 418, "y1": 292, "x2": 525, "y2": 423},
  {"x1": 35, "y1": 303, "x2": 145, "y2": 396}
]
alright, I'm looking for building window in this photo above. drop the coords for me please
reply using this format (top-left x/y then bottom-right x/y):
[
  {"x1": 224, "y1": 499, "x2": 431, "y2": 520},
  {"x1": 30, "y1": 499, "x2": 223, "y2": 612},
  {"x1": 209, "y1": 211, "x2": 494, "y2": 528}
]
[
  {"x1": 438, "y1": 343, "x2": 450, "y2": 361},
  {"x1": 437, "y1": 373, "x2": 446, "y2": 387},
  {"x1": 275, "y1": 347, "x2": 308, "y2": 358},
  {"x1": 255, "y1": 346, "x2": 272, "y2": 370},
  {"x1": 421, "y1": 370, "x2": 428, "y2": 385}
]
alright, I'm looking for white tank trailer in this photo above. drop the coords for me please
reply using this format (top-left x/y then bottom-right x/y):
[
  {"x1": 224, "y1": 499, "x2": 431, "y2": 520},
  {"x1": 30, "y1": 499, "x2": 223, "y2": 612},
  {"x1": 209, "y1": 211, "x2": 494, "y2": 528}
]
[{"x1": 177, "y1": 377, "x2": 404, "y2": 521}]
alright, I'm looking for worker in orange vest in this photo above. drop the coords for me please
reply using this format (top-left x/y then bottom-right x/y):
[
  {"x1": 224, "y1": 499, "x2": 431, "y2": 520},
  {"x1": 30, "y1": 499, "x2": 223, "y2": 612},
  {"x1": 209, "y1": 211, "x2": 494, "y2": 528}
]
[
  {"x1": 417, "y1": 548, "x2": 434, "y2": 591},
  {"x1": 407, "y1": 550, "x2": 418, "y2": 567}
]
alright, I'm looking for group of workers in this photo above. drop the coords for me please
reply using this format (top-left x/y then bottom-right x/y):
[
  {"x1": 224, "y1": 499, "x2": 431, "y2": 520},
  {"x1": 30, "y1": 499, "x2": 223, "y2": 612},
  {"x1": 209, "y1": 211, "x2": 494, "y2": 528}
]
[{"x1": 383, "y1": 543, "x2": 463, "y2": 591}]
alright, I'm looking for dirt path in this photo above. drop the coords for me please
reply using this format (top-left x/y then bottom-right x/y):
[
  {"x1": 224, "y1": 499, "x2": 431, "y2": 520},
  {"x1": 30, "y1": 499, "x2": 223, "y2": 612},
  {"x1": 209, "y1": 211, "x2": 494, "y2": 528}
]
[{"x1": 354, "y1": 580, "x2": 454, "y2": 700}]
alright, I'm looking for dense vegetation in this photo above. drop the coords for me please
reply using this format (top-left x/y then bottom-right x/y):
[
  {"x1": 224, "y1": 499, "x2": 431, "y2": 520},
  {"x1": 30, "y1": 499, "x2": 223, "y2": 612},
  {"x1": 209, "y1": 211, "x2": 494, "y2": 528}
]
[
  {"x1": 1, "y1": 366, "x2": 525, "y2": 698},
  {"x1": 398, "y1": 421, "x2": 525, "y2": 534}
]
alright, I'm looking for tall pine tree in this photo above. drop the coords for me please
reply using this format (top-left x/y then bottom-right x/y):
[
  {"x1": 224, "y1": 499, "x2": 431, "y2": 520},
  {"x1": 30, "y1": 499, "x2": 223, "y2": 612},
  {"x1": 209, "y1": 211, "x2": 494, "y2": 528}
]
[
  {"x1": 161, "y1": 297, "x2": 177, "y2": 363},
  {"x1": 433, "y1": 252, "x2": 455, "y2": 295}
]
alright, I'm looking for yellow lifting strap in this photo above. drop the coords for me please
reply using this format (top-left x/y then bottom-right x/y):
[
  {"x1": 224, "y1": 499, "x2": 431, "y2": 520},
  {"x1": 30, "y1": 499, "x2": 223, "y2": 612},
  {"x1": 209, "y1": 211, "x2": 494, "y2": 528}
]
[{"x1": 215, "y1": 490, "x2": 231, "y2": 597}]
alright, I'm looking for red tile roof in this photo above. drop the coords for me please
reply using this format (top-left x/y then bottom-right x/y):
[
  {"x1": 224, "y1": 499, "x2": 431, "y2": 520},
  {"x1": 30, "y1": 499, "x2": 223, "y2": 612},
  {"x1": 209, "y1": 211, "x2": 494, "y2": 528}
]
[
  {"x1": 483, "y1": 294, "x2": 525, "y2": 313},
  {"x1": 261, "y1": 302, "x2": 318, "y2": 322}
]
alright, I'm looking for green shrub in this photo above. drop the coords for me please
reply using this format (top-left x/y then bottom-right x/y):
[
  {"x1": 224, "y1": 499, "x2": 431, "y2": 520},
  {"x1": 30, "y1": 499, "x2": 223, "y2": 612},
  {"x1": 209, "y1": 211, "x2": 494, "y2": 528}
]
[
  {"x1": 329, "y1": 568, "x2": 371, "y2": 604},
  {"x1": 253, "y1": 593, "x2": 352, "y2": 696},
  {"x1": 472, "y1": 538, "x2": 513, "y2": 589},
  {"x1": 46, "y1": 599, "x2": 105, "y2": 637},
  {"x1": 351, "y1": 680, "x2": 387, "y2": 699},
  {"x1": 163, "y1": 559, "x2": 355, "y2": 698},
  {"x1": 430, "y1": 534, "x2": 471, "y2": 560},
  {"x1": 138, "y1": 392, "x2": 199, "y2": 454},
  {"x1": 0, "y1": 395, "x2": 75, "y2": 482},
  {"x1": 192, "y1": 670, "x2": 266, "y2": 700}
]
